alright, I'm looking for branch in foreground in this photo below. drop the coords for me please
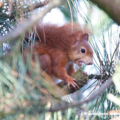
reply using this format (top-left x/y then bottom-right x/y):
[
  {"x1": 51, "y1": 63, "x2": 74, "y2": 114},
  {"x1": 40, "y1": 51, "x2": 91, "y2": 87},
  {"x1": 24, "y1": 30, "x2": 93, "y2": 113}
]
[
  {"x1": 24, "y1": 0, "x2": 51, "y2": 13},
  {"x1": 0, "y1": 0, "x2": 65, "y2": 43},
  {"x1": 35, "y1": 0, "x2": 51, "y2": 8},
  {"x1": 2, "y1": 0, "x2": 51, "y2": 20},
  {"x1": 89, "y1": 0, "x2": 120, "y2": 25},
  {"x1": 48, "y1": 77, "x2": 113, "y2": 112}
]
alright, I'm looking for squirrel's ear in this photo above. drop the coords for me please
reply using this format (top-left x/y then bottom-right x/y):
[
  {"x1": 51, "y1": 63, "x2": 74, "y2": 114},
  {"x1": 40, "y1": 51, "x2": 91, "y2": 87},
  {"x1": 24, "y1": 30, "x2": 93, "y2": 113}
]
[{"x1": 82, "y1": 33, "x2": 89, "y2": 41}]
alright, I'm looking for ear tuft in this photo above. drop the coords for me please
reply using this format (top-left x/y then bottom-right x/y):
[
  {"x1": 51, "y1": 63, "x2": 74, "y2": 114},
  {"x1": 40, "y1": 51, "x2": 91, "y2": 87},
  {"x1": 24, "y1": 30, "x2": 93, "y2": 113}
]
[
  {"x1": 72, "y1": 40, "x2": 79, "y2": 47},
  {"x1": 72, "y1": 32, "x2": 81, "y2": 47},
  {"x1": 76, "y1": 32, "x2": 81, "y2": 40},
  {"x1": 82, "y1": 33, "x2": 89, "y2": 41}
]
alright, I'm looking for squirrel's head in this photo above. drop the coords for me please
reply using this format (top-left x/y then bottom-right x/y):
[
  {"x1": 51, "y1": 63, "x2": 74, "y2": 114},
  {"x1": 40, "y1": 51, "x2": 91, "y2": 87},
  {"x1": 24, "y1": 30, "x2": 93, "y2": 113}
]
[{"x1": 68, "y1": 33, "x2": 93, "y2": 66}]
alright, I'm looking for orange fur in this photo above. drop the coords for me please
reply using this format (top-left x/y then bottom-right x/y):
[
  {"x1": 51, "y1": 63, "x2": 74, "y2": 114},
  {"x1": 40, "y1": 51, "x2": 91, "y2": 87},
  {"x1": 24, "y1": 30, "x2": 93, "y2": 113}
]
[{"x1": 24, "y1": 22, "x2": 93, "y2": 89}]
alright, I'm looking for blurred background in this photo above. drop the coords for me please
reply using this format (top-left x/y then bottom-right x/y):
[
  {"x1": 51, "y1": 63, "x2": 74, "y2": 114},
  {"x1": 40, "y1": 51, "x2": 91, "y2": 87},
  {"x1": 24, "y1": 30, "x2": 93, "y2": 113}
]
[{"x1": 0, "y1": 0, "x2": 120, "y2": 120}]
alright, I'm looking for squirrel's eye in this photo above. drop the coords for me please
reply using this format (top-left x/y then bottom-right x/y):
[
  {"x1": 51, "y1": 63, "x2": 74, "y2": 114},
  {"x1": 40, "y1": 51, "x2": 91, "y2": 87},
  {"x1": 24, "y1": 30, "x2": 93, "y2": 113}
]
[{"x1": 81, "y1": 49, "x2": 85, "y2": 53}]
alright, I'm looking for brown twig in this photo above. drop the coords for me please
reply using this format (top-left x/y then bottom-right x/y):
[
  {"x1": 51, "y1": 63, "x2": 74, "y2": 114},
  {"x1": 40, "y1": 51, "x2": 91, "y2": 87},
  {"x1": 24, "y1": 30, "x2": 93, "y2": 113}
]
[
  {"x1": 66, "y1": 0, "x2": 73, "y2": 30},
  {"x1": 24, "y1": 0, "x2": 51, "y2": 13},
  {"x1": 34, "y1": 0, "x2": 51, "y2": 8}
]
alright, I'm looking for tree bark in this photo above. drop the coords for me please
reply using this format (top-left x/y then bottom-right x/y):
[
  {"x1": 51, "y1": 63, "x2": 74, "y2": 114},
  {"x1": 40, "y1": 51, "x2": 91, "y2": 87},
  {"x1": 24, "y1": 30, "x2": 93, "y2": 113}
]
[{"x1": 90, "y1": 0, "x2": 120, "y2": 25}]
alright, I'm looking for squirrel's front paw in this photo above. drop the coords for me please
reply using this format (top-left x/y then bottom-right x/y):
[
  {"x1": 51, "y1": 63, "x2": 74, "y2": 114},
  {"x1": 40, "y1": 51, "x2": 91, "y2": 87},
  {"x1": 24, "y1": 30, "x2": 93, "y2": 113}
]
[{"x1": 67, "y1": 78, "x2": 79, "y2": 91}]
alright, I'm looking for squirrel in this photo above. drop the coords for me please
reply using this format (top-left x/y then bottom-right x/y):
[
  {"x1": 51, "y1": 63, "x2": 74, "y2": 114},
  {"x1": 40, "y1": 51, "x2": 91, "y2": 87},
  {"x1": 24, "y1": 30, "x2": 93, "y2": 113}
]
[{"x1": 24, "y1": 22, "x2": 93, "y2": 90}]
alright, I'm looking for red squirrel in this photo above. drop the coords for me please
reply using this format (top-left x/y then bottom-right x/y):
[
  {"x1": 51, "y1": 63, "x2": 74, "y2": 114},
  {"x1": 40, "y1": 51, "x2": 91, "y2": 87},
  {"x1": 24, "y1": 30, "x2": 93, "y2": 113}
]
[{"x1": 24, "y1": 23, "x2": 93, "y2": 90}]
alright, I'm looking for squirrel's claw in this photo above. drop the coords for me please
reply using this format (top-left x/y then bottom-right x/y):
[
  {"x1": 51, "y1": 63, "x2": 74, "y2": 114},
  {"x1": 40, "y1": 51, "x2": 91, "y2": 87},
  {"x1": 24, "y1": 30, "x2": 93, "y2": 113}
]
[{"x1": 67, "y1": 79, "x2": 79, "y2": 91}]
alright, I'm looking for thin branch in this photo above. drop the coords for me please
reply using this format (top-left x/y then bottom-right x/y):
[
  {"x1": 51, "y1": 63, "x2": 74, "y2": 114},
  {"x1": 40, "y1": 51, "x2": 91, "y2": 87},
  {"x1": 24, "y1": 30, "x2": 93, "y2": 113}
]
[
  {"x1": 2, "y1": 0, "x2": 51, "y2": 20},
  {"x1": 48, "y1": 77, "x2": 113, "y2": 112},
  {"x1": 24, "y1": 0, "x2": 51, "y2": 13},
  {"x1": 88, "y1": 74, "x2": 108, "y2": 79},
  {"x1": 0, "y1": 0, "x2": 65, "y2": 43},
  {"x1": 66, "y1": 0, "x2": 73, "y2": 31},
  {"x1": 34, "y1": 0, "x2": 51, "y2": 8}
]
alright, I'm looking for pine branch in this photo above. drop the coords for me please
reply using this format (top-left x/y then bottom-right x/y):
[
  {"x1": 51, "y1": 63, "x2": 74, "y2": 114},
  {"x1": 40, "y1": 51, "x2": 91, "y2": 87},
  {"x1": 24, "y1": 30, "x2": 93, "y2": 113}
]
[
  {"x1": 48, "y1": 77, "x2": 113, "y2": 112},
  {"x1": 24, "y1": 0, "x2": 51, "y2": 13},
  {"x1": 34, "y1": 0, "x2": 51, "y2": 8},
  {"x1": 1, "y1": 0, "x2": 51, "y2": 21},
  {"x1": 89, "y1": 0, "x2": 120, "y2": 25},
  {"x1": 0, "y1": 0, "x2": 65, "y2": 43}
]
